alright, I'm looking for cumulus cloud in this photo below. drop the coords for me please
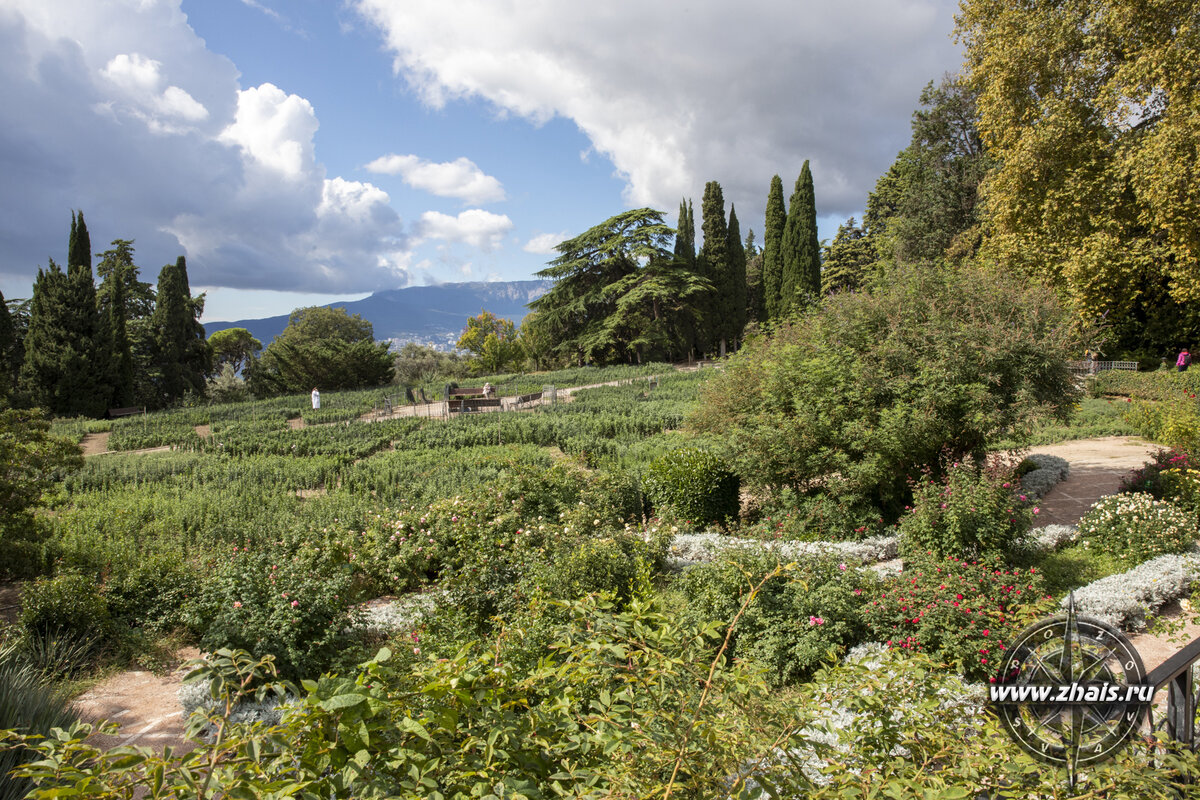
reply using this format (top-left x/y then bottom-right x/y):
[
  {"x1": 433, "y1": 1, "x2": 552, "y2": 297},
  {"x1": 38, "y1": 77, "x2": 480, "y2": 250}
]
[
  {"x1": 523, "y1": 232, "x2": 568, "y2": 254},
  {"x1": 0, "y1": 1, "x2": 413, "y2": 295},
  {"x1": 417, "y1": 209, "x2": 512, "y2": 251},
  {"x1": 354, "y1": 0, "x2": 962, "y2": 223},
  {"x1": 366, "y1": 154, "x2": 505, "y2": 204}
]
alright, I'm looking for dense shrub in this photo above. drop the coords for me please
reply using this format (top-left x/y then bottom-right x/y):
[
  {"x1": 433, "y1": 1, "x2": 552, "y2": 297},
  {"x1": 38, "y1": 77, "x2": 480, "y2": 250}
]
[
  {"x1": 642, "y1": 447, "x2": 739, "y2": 528},
  {"x1": 534, "y1": 533, "x2": 657, "y2": 606},
  {"x1": 898, "y1": 459, "x2": 1033, "y2": 558},
  {"x1": 1076, "y1": 493, "x2": 1198, "y2": 568},
  {"x1": 102, "y1": 550, "x2": 202, "y2": 634},
  {"x1": 1122, "y1": 449, "x2": 1200, "y2": 519},
  {"x1": 19, "y1": 573, "x2": 110, "y2": 656},
  {"x1": 1123, "y1": 395, "x2": 1200, "y2": 452},
  {"x1": 691, "y1": 265, "x2": 1081, "y2": 522},
  {"x1": 741, "y1": 489, "x2": 889, "y2": 541},
  {"x1": 676, "y1": 548, "x2": 876, "y2": 685},
  {"x1": 184, "y1": 542, "x2": 359, "y2": 680},
  {"x1": 863, "y1": 553, "x2": 1052, "y2": 680}
]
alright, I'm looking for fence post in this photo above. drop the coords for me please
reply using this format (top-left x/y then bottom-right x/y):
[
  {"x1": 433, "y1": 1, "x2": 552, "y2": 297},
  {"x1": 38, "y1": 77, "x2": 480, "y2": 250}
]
[{"x1": 1168, "y1": 668, "x2": 1196, "y2": 748}]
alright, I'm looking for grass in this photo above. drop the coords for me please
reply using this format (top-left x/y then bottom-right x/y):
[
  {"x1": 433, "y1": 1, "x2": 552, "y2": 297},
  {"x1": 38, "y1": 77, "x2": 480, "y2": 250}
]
[
  {"x1": 1032, "y1": 543, "x2": 1124, "y2": 598},
  {"x1": 992, "y1": 398, "x2": 1140, "y2": 450}
]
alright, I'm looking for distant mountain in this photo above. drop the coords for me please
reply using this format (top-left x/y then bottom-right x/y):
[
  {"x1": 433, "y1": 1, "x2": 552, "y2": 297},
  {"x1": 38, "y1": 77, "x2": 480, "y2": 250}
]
[{"x1": 203, "y1": 280, "x2": 553, "y2": 346}]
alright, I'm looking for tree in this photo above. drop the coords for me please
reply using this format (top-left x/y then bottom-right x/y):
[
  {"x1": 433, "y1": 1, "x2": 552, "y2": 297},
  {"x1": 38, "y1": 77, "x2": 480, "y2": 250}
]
[
  {"x1": 517, "y1": 312, "x2": 554, "y2": 372},
  {"x1": 0, "y1": 291, "x2": 15, "y2": 399},
  {"x1": 251, "y1": 306, "x2": 394, "y2": 394},
  {"x1": 697, "y1": 182, "x2": 729, "y2": 356},
  {"x1": 673, "y1": 199, "x2": 696, "y2": 267},
  {"x1": 779, "y1": 161, "x2": 820, "y2": 315},
  {"x1": 958, "y1": 0, "x2": 1200, "y2": 355},
  {"x1": 97, "y1": 240, "x2": 155, "y2": 406},
  {"x1": 208, "y1": 328, "x2": 263, "y2": 376},
  {"x1": 393, "y1": 343, "x2": 470, "y2": 386},
  {"x1": 457, "y1": 310, "x2": 524, "y2": 374},
  {"x1": 690, "y1": 265, "x2": 1082, "y2": 522},
  {"x1": 821, "y1": 218, "x2": 877, "y2": 294},
  {"x1": 724, "y1": 204, "x2": 748, "y2": 350},
  {"x1": 0, "y1": 407, "x2": 82, "y2": 576},
  {"x1": 529, "y1": 208, "x2": 677, "y2": 365},
  {"x1": 761, "y1": 176, "x2": 786, "y2": 321},
  {"x1": 151, "y1": 256, "x2": 209, "y2": 405}
]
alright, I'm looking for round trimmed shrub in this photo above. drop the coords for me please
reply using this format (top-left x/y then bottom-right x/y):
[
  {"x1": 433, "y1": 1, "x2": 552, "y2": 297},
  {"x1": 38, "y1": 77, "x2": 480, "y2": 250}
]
[
  {"x1": 643, "y1": 447, "x2": 739, "y2": 528},
  {"x1": 1077, "y1": 493, "x2": 1198, "y2": 567}
]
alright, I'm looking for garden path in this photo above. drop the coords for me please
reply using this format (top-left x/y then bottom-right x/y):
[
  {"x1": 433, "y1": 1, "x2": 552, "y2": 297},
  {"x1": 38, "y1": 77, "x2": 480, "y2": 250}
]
[
  {"x1": 1026, "y1": 436, "x2": 1160, "y2": 527},
  {"x1": 1025, "y1": 436, "x2": 1200, "y2": 673}
]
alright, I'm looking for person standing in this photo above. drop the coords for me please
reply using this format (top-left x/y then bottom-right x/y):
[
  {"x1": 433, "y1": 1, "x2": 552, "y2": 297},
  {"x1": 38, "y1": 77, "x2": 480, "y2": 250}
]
[
  {"x1": 311, "y1": 387, "x2": 321, "y2": 409},
  {"x1": 1178, "y1": 349, "x2": 1191, "y2": 372}
]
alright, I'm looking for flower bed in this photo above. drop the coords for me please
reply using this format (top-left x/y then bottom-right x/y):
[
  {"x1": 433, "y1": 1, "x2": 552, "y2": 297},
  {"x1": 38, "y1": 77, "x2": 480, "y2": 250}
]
[
  {"x1": 666, "y1": 532, "x2": 899, "y2": 571},
  {"x1": 1065, "y1": 552, "x2": 1200, "y2": 630},
  {"x1": 1019, "y1": 453, "x2": 1070, "y2": 498}
]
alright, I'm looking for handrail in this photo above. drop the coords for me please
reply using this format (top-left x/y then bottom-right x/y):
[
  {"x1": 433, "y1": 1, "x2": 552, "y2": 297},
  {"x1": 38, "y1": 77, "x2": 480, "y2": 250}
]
[{"x1": 1145, "y1": 634, "x2": 1200, "y2": 747}]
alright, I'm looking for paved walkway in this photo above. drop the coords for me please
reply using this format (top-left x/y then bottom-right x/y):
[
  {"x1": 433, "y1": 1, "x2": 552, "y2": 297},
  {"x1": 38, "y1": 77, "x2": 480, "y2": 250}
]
[{"x1": 1027, "y1": 436, "x2": 1161, "y2": 526}]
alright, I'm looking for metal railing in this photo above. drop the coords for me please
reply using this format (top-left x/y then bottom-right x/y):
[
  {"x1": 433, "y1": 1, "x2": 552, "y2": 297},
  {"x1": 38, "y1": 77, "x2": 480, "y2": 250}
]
[
  {"x1": 1146, "y1": 634, "x2": 1200, "y2": 747},
  {"x1": 1068, "y1": 360, "x2": 1140, "y2": 376}
]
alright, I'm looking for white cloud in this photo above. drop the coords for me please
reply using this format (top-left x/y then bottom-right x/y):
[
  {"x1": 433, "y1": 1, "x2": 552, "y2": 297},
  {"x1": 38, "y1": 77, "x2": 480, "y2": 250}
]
[
  {"x1": 0, "y1": 2, "x2": 413, "y2": 295},
  {"x1": 354, "y1": 0, "x2": 962, "y2": 221},
  {"x1": 220, "y1": 83, "x2": 317, "y2": 180},
  {"x1": 366, "y1": 153, "x2": 505, "y2": 204},
  {"x1": 417, "y1": 209, "x2": 512, "y2": 251},
  {"x1": 523, "y1": 232, "x2": 568, "y2": 254}
]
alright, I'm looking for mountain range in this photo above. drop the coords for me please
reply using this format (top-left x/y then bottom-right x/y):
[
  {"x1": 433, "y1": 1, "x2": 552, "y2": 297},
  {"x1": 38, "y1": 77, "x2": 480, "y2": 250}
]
[{"x1": 203, "y1": 280, "x2": 553, "y2": 348}]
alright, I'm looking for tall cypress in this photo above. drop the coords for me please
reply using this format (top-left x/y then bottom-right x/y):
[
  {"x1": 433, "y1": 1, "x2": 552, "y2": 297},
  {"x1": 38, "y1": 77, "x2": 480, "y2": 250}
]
[
  {"x1": 674, "y1": 199, "x2": 696, "y2": 267},
  {"x1": 19, "y1": 262, "x2": 72, "y2": 413},
  {"x1": 153, "y1": 255, "x2": 209, "y2": 405},
  {"x1": 698, "y1": 181, "x2": 728, "y2": 356},
  {"x1": 725, "y1": 205, "x2": 747, "y2": 349},
  {"x1": 780, "y1": 161, "x2": 820, "y2": 315},
  {"x1": 0, "y1": 290, "x2": 14, "y2": 399},
  {"x1": 761, "y1": 176, "x2": 786, "y2": 320},
  {"x1": 98, "y1": 245, "x2": 135, "y2": 407}
]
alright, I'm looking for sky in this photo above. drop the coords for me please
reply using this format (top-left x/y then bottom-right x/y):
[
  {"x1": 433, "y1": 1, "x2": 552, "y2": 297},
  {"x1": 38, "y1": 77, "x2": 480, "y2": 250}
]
[{"x1": 1, "y1": 0, "x2": 965, "y2": 324}]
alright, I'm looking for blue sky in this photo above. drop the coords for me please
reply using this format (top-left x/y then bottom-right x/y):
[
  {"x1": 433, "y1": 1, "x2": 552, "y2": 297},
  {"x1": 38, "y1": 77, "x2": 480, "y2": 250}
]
[{"x1": 1, "y1": 0, "x2": 963, "y2": 323}]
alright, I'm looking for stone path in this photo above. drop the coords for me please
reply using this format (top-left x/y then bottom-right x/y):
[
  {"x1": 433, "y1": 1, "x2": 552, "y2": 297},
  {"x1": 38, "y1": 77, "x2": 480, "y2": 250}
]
[{"x1": 1027, "y1": 436, "x2": 1161, "y2": 526}]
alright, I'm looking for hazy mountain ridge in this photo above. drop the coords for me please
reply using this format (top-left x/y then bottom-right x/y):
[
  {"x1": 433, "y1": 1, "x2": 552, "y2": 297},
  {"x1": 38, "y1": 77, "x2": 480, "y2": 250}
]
[{"x1": 203, "y1": 280, "x2": 552, "y2": 345}]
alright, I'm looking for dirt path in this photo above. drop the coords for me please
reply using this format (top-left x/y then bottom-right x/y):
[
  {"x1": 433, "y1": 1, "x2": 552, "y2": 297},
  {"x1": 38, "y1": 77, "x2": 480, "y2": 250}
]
[
  {"x1": 80, "y1": 431, "x2": 111, "y2": 455},
  {"x1": 73, "y1": 648, "x2": 201, "y2": 756}
]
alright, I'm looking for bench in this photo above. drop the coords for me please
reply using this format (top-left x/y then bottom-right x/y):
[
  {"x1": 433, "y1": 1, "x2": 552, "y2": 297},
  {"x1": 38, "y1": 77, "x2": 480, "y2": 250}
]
[
  {"x1": 448, "y1": 387, "x2": 485, "y2": 399},
  {"x1": 106, "y1": 406, "x2": 144, "y2": 419}
]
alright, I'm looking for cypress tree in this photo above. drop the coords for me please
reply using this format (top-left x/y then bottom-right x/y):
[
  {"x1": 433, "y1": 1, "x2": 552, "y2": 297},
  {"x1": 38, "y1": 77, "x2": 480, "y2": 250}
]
[
  {"x1": 698, "y1": 181, "x2": 728, "y2": 356},
  {"x1": 152, "y1": 256, "x2": 209, "y2": 405},
  {"x1": 674, "y1": 199, "x2": 696, "y2": 267},
  {"x1": 98, "y1": 248, "x2": 135, "y2": 407},
  {"x1": 725, "y1": 205, "x2": 747, "y2": 349},
  {"x1": 762, "y1": 176, "x2": 786, "y2": 320},
  {"x1": 0, "y1": 290, "x2": 13, "y2": 399},
  {"x1": 780, "y1": 161, "x2": 820, "y2": 315},
  {"x1": 19, "y1": 262, "x2": 71, "y2": 412}
]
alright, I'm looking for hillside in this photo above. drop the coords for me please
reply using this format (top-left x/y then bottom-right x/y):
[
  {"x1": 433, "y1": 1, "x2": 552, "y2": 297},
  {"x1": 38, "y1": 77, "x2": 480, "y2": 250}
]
[{"x1": 202, "y1": 279, "x2": 552, "y2": 345}]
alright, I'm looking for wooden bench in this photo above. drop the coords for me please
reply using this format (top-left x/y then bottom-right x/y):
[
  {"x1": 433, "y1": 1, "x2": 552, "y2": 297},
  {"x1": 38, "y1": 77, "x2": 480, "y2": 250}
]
[
  {"x1": 448, "y1": 387, "x2": 484, "y2": 399},
  {"x1": 106, "y1": 406, "x2": 144, "y2": 419}
]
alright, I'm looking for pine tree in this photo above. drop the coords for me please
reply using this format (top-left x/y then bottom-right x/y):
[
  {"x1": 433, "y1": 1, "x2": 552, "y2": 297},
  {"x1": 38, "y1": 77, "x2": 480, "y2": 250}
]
[
  {"x1": 698, "y1": 181, "x2": 728, "y2": 356},
  {"x1": 152, "y1": 256, "x2": 209, "y2": 405},
  {"x1": 725, "y1": 205, "x2": 748, "y2": 350},
  {"x1": 761, "y1": 176, "x2": 786, "y2": 321},
  {"x1": 780, "y1": 161, "x2": 820, "y2": 315}
]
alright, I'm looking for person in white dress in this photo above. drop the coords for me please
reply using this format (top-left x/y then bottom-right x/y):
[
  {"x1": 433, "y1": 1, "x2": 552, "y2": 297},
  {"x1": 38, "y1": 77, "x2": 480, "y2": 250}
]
[{"x1": 311, "y1": 387, "x2": 320, "y2": 409}]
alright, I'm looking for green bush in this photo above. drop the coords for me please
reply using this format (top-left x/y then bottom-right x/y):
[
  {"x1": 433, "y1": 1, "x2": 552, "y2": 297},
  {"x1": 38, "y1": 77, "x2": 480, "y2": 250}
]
[
  {"x1": 535, "y1": 533, "x2": 658, "y2": 606},
  {"x1": 691, "y1": 265, "x2": 1082, "y2": 522},
  {"x1": 1076, "y1": 493, "x2": 1198, "y2": 567},
  {"x1": 103, "y1": 550, "x2": 202, "y2": 634},
  {"x1": 643, "y1": 447, "x2": 739, "y2": 528},
  {"x1": 863, "y1": 553, "x2": 1052, "y2": 680},
  {"x1": 1123, "y1": 395, "x2": 1200, "y2": 452},
  {"x1": 19, "y1": 573, "x2": 109, "y2": 657},
  {"x1": 899, "y1": 459, "x2": 1033, "y2": 559},
  {"x1": 742, "y1": 490, "x2": 888, "y2": 541},
  {"x1": 677, "y1": 548, "x2": 875, "y2": 685},
  {"x1": 185, "y1": 543, "x2": 359, "y2": 680}
]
